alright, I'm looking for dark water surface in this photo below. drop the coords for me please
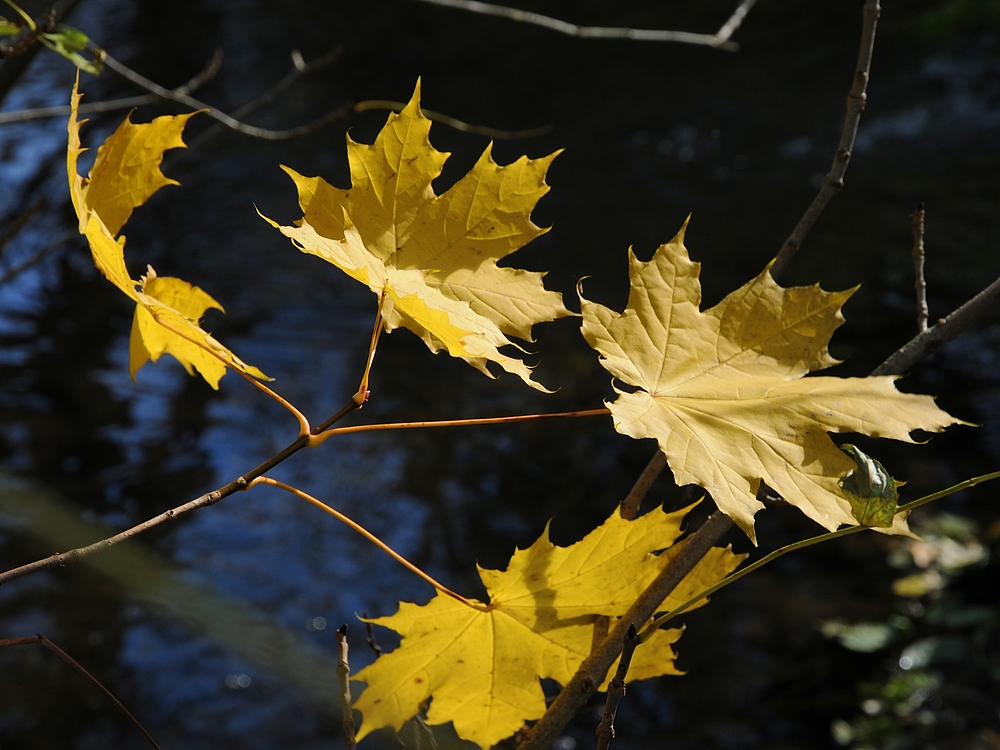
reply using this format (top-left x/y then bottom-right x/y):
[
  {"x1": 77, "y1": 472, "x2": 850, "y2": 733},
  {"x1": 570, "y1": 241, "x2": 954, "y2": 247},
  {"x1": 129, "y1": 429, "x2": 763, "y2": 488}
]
[{"x1": 2, "y1": 1, "x2": 1000, "y2": 748}]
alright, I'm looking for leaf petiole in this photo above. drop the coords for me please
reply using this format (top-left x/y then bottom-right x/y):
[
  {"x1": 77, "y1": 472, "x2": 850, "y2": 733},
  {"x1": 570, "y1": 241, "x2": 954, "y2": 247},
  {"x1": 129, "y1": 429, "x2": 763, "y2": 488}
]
[
  {"x1": 250, "y1": 477, "x2": 490, "y2": 612},
  {"x1": 306, "y1": 407, "x2": 610, "y2": 448}
]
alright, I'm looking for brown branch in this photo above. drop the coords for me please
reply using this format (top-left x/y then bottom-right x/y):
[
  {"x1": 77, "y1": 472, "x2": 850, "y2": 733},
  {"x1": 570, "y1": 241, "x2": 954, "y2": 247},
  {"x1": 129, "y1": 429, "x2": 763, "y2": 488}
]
[
  {"x1": 362, "y1": 614, "x2": 383, "y2": 657},
  {"x1": 0, "y1": 397, "x2": 362, "y2": 587},
  {"x1": 771, "y1": 0, "x2": 880, "y2": 279},
  {"x1": 872, "y1": 272, "x2": 1000, "y2": 376},
  {"x1": 619, "y1": 451, "x2": 667, "y2": 520},
  {"x1": 91, "y1": 46, "x2": 548, "y2": 142},
  {"x1": 187, "y1": 46, "x2": 343, "y2": 149},
  {"x1": 335, "y1": 625, "x2": 358, "y2": 750},
  {"x1": 0, "y1": 47, "x2": 221, "y2": 125},
  {"x1": 0, "y1": 634, "x2": 161, "y2": 749},
  {"x1": 594, "y1": 624, "x2": 638, "y2": 750},
  {"x1": 408, "y1": 0, "x2": 755, "y2": 51},
  {"x1": 518, "y1": 511, "x2": 733, "y2": 750},
  {"x1": 912, "y1": 201, "x2": 929, "y2": 333}
]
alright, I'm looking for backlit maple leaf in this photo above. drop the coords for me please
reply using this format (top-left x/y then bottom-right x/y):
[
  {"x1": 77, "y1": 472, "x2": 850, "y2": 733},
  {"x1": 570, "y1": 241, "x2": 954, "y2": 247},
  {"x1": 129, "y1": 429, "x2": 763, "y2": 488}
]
[
  {"x1": 353, "y1": 504, "x2": 743, "y2": 748},
  {"x1": 68, "y1": 79, "x2": 267, "y2": 388},
  {"x1": 580, "y1": 220, "x2": 965, "y2": 542},
  {"x1": 266, "y1": 81, "x2": 570, "y2": 391}
]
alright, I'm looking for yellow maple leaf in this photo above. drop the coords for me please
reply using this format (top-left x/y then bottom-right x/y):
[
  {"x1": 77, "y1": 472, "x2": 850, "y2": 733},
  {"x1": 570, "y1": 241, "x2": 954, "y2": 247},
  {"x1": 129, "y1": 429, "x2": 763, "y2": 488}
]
[
  {"x1": 579, "y1": 220, "x2": 965, "y2": 542},
  {"x1": 353, "y1": 504, "x2": 743, "y2": 748},
  {"x1": 68, "y1": 78, "x2": 267, "y2": 388},
  {"x1": 265, "y1": 81, "x2": 570, "y2": 391}
]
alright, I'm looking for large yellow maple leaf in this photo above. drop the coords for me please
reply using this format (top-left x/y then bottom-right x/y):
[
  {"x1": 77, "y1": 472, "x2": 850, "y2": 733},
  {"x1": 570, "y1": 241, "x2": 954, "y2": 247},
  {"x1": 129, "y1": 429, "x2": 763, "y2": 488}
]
[
  {"x1": 580, "y1": 221, "x2": 964, "y2": 542},
  {"x1": 266, "y1": 81, "x2": 569, "y2": 391},
  {"x1": 68, "y1": 79, "x2": 266, "y2": 388},
  {"x1": 353, "y1": 504, "x2": 743, "y2": 748}
]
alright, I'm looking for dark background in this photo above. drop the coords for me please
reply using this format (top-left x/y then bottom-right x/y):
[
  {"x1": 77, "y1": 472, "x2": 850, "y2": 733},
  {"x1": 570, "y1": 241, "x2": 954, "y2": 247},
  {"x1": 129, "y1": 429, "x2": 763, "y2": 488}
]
[{"x1": 1, "y1": 1, "x2": 999, "y2": 748}]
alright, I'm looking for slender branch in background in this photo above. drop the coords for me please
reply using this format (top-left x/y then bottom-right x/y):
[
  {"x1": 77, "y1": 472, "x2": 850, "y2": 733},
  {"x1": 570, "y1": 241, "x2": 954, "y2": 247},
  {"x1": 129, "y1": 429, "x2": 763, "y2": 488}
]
[
  {"x1": 335, "y1": 625, "x2": 358, "y2": 750},
  {"x1": 0, "y1": 47, "x2": 221, "y2": 124},
  {"x1": 619, "y1": 451, "x2": 667, "y2": 520},
  {"x1": 872, "y1": 272, "x2": 1000, "y2": 376},
  {"x1": 771, "y1": 0, "x2": 881, "y2": 279},
  {"x1": 251, "y1": 477, "x2": 489, "y2": 612},
  {"x1": 0, "y1": 229, "x2": 72, "y2": 286},
  {"x1": 0, "y1": 197, "x2": 44, "y2": 253},
  {"x1": 187, "y1": 46, "x2": 342, "y2": 149},
  {"x1": 87, "y1": 46, "x2": 548, "y2": 141},
  {"x1": 362, "y1": 615, "x2": 383, "y2": 657},
  {"x1": 912, "y1": 201, "x2": 929, "y2": 333},
  {"x1": 595, "y1": 624, "x2": 638, "y2": 750},
  {"x1": 350, "y1": 99, "x2": 552, "y2": 139},
  {"x1": 518, "y1": 511, "x2": 733, "y2": 750},
  {"x1": 308, "y1": 407, "x2": 610, "y2": 447},
  {"x1": 0, "y1": 396, "x2": 362, "y2": 587},
  {"x1": 0, "y1": 634, "x2": 162, "y2": 749},
  {"x1": 409, "y1": 0, "x2": 755, "y2": 51},
  {"x1": 639, "y1": 468, "x2": 1000, "y2": 641}
]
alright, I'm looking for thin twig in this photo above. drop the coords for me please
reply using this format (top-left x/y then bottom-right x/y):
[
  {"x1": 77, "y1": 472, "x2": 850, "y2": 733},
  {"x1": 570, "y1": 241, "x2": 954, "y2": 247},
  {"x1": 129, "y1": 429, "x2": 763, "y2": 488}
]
[
  {"x1": 619, "y1": 451, "x2": 667, "y2": 520},
  {"x1": 771, "y1": 0, "x2": 881, "y2": 279},
  {"x1": 0, "y1": 397, "x2": 361, "y2": 587},
  {"x1": 251, "y1": 477, "x2": 489, "y2": 612},
  {"x1": 335, "y1": 625, "x2": 358, "y2": 750},
  {"x1": 187, "y1": 46, "x2": 343, "y2": 150},
  {"x1": 351, "y1": 99, "x2": 552, "y2": 139},
  {"x1": 0, "y1": 230, "x2": 72, "y2": 286},
  {"x1": 912, "y1": 201, "x2": 929, "y2": 333},
  {"x1": 362, "y1": 615, "x2": 383, "y2": 657},
  {"x1": 91, "y1": 47, "x2": 548, "y2": 142},
  {"x1": 408, "y1": 0, "x2": 755, "y2": 51},
  {"x1": 517, "y1": 511, "x2": 733, "y2": 750},
  {"x1": 595, "y1": 624, "x2": 638, "y2": 750},
  {"x1": 307, "y1": 408, "x2": 610, "y2": 447},
  {"x1": 872, "y1": 272, "x2": 1000, "y2": 376},
  {"x1": 0, "y1": 634, "x2": 161, "y2": 749},
  {"x1": 0, "y1": 49, "x2": 222, "y2": 125},
  {"x1": 638, "y1": 468, "x2": 1000, "y2": 641}
]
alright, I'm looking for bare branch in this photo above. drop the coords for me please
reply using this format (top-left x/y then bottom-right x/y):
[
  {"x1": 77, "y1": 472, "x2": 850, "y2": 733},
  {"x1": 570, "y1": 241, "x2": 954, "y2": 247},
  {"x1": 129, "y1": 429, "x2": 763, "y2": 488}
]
[
  {"x1": 594, "y1": 623, "x2": 638, "y2": 750},
  {"x1": 771, "y1": 0, "x2": 881, "y2": 278},
  {"x1": 0, "y1": 48, "x2": 222, "y2": 125},
  {"x1": 1, "y1": 634, "x2": 161, "y2": 749},
  {"x1": 363, "y1": 615, "x2": 383, "y2": 657},
  {"x1": 873, "y1": 272, "x2": 1000, "y2": 376},
  {"x1": 518, "y1": 511, "x2": 734, "y2": 750},
  {"x1": 89, "y1": 46, "x2": 547, "y2": 142},
  {"x1": 335, "y1": 625, "x2": 358, "y2": 750},
  {"x1": 0, "y1": 397, "x2": 362, "y2": 587},
  {"x1": 408, "y1": 0, "x2": 756, "y2": 51},
  {"x1": 0, "y1": 230, "x2": 72, "y2": 286},
  {"x1": 912, "y1": 201, "x2": 929, "y2": 333},
  {"x1": 619, "y1": 451, "x2": 667, "y2": 520},
  {"x1": 188, "y1": 46, "x2": 343, "y2": 149}
]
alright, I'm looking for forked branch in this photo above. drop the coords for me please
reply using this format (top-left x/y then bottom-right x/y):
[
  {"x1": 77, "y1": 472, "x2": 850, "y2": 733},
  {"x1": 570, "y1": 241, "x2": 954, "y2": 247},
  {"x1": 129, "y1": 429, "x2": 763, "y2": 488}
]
[{"x1": 410, "y1": 0, "x2": 756, "y2": 51}]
